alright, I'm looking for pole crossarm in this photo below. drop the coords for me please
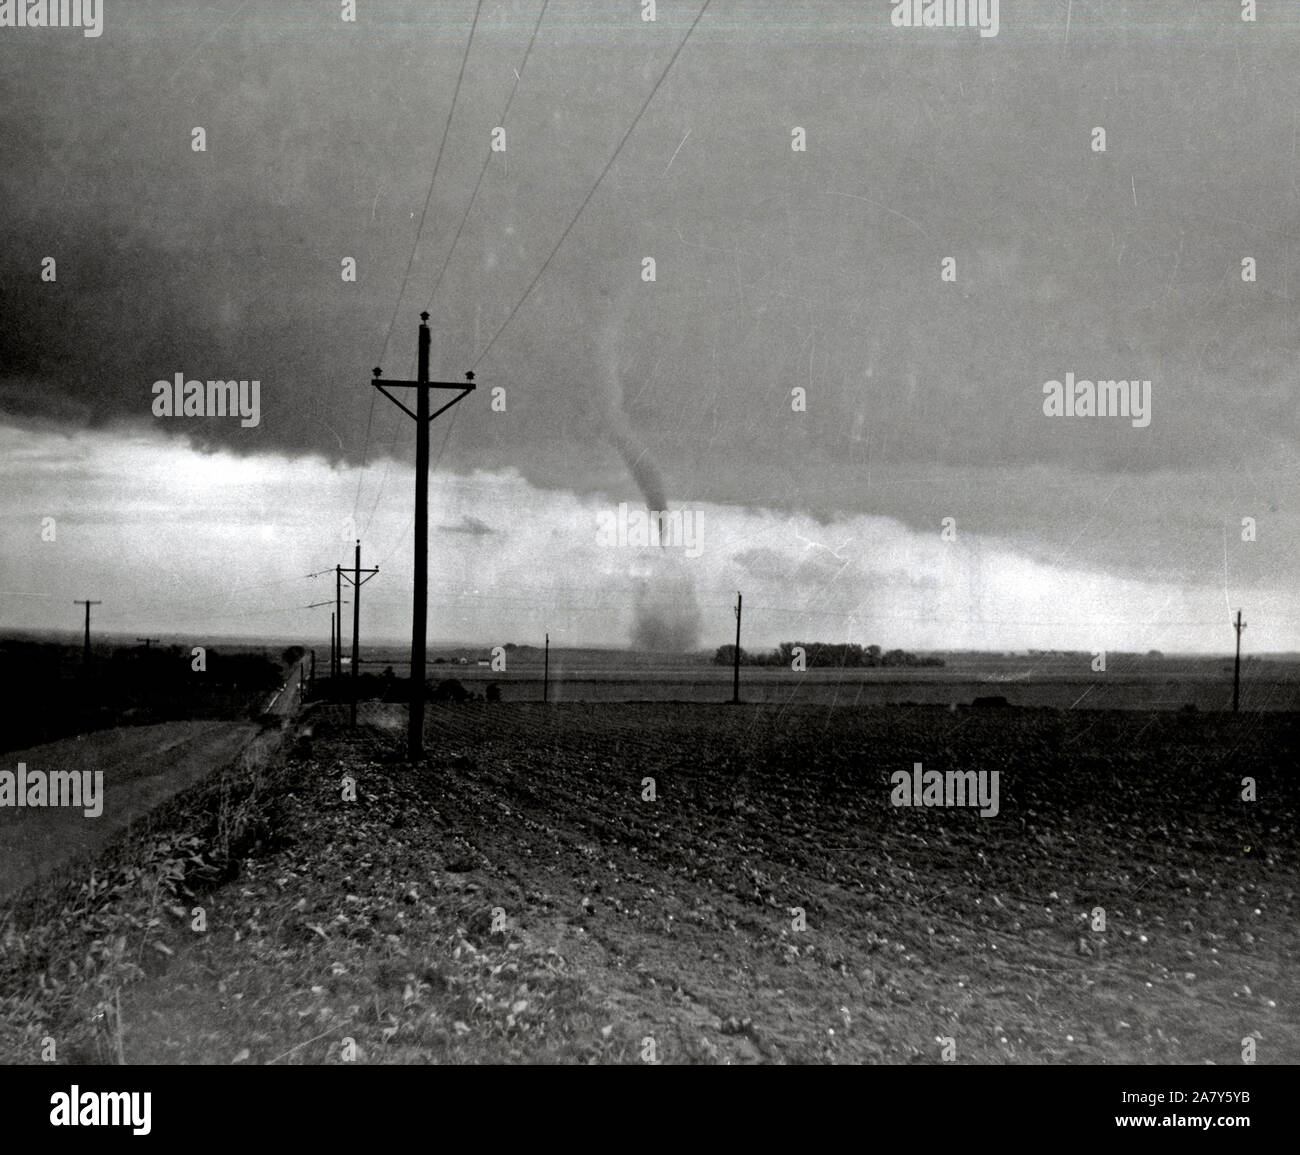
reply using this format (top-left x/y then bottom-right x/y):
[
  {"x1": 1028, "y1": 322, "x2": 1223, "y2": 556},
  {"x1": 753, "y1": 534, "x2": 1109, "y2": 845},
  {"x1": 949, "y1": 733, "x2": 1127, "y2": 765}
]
[{"x1": 372, "y1": 373, "x2": 476, "y2": 423}]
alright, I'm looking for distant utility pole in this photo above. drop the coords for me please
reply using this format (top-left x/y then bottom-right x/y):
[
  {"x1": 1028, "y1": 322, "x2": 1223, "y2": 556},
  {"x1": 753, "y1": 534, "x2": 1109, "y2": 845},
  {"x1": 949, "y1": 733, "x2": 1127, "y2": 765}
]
[
  {"x1": 330, "y1": 607, "x2": 348, "y2": 681},
  {"x1": 335, "y1": 566, "x2": 344, "y2": 680},
  {"x1": 74, "y1": 600, "x2": 101, "y2": 664},
  {"x1": 309, "y1": 649, "x2": 316, "y2": 696},
  {"x1": 732, "y1": 592, "x2": 742, "y2": 704},
  {"x1": 543, "y1": 632, "x2": 549, "y2": 703},
  {"x1": 341, "y1": 540, "x2": 379, "y2": 727},
  {"x1": 1233, "y1": 609, "x2": 1247, "y2": 713},
  {"x1": 136, "y1": 637, "x2": 159, "y2": 651},
  {"x1": 371, "y1": 312, "x2": 476, "y2": 761},
  {"x1": 306, "y1": 600, "x2": 337, "y2": 689}
]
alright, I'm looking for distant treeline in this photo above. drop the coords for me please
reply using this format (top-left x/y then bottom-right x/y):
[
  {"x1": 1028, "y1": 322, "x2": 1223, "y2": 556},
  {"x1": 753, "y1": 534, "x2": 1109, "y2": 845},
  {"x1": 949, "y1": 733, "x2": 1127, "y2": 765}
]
[{"x1": 713, "y1": 643, "x2": 944, "y2": 669}]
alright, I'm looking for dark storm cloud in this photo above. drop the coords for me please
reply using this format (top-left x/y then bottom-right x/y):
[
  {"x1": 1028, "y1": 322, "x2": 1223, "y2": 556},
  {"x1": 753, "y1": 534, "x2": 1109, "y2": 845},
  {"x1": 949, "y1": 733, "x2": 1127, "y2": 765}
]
[{"x1": 1, "y1": 0, "x2": 1297, "y2": 524}]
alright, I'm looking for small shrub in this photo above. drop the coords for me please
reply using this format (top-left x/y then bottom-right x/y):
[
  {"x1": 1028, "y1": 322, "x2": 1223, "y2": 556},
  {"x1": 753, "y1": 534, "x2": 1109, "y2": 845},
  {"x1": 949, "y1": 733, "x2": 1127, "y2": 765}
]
[{"x1": 428, "y1": 678, "x2": 474, "y2": 703}]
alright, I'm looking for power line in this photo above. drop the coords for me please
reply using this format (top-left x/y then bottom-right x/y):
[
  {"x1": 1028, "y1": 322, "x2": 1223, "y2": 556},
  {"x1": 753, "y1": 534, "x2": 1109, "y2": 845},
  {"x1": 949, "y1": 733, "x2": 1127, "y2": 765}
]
[
  {"x1": 340, "y1": 586, "x2": 1286, "y2": 628},
  {"x1": 351, "y1": 393, "x2": 379, "y2": 530},
  {"x1": 373, "y1": 408, "x2": 458, "y2": 566},
  {"x1": 470, "y1": 0, "x2": 712, "y2": 371},
  {"x1": 18, "y1": 571, "x2": 342, "y2": 620},
  {"x1": 353, "y1": 0, "x2": 484, "y2": 529},
  {"x1": 6, "y1": 581, "x2": 1296, "y2": 631},
  {"x1": 362, "y1": 4, "x2": 542, "y2": 545},
  {"x1": 425, "y1": 0, "x2": 550, "y2": 316},
  {"x1": 359, "y1": 422, "x2": 403, "y2": 541},
  {"x1": 377, "y1": 0, "x2": 483, "y2": 372}
]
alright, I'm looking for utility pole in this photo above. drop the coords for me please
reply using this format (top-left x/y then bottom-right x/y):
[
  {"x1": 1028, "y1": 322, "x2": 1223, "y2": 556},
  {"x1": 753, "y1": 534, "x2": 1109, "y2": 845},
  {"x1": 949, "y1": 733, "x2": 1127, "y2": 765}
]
[
  {"x1": 732, "y1": 592, "x2": 742, "y2": 704},
  {"x1": 1233, "y1": 609, "x2": 1247, "y2": 713},
  {"x1": 335, "y1": 566, "x2": 344, "y2": 680},
  {"x1": 306, "y1": 600, "x2": 338, "y2": 692},
  {"x1": 330, "y1": 606, "x2": 348, "y2": 682},
  {"x1": 371, "y1": 312, "x2": 476, "y2": 760},
  {"x1": 543, "y1": 632, "x2": 549, "y2": 703},
  {"x1": 309, "y1": 649, "x2": 316, "y2": 696},
  {"x1": 341, "y1": 540, "x2": 379, "y2": 727},
  {"x1": 328, "y1": 586, "x2": 353, "y2": 683},
  {"x1": 74, "y1": 600, "x2": 101, "y2": 664},
  {"x1": 328, "y1": 604, "x2": 349, "y2": 687}
]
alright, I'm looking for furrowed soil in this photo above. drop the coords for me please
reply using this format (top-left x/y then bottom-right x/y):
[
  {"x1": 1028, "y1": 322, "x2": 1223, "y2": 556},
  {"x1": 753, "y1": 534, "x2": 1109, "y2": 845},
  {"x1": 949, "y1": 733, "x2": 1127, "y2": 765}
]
[
  {"x1": 0, "y1": 662, "x2": 302, "y2": 904},
  {"x1": 0, "y1": 720, "x2": 264, "y2": 904},
  {"x1": 3, "y1": 702, "x2": 1296, "y2": 1065}
]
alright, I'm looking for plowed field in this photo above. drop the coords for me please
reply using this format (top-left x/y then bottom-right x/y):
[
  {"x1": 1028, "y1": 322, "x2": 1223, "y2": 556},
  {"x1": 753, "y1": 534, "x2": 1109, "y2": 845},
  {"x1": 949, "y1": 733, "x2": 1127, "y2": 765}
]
[{"x1": 75, "y1": 700, "x2": 1298, "y2": 1065}]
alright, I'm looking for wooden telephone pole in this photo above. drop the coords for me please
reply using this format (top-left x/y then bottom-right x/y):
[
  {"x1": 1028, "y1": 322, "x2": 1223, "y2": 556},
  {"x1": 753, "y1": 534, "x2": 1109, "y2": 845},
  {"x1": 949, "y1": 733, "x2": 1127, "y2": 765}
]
[
  {"x1": 306, "y1": 600, "x2": 335, "y2": 691},
  {"x1": 1233, "y1": 609, "x2": 1246, "y2": 713},
  {"x1": 74, "y1": 599, "x2": 101, "y2": 664},
  {"x1": 371, "y1": 313, "x2": 476, "y2": 760},
  {"x1": 329, "y1": 604, "x2": 350, "y2": 681},
  {"x1": 335, "y1": 566, "x2": 344, "y2": 679},
  {"x1": 543, "y1": 632, "x2": 549, "y2": 703},
  {"x1": 307, "y1": 599, "x2": 341, "y2": 690},
  {"x1": 732, "y1": 592, "x2": 742, "y2": 704},
  {"x1": 341, "y1": 540, "x2": 379, "y2": 727}
]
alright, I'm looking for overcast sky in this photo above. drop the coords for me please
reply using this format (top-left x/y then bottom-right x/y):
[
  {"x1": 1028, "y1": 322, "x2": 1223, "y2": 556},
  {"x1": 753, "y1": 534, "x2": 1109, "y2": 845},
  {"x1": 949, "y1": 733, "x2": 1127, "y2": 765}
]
[{"x1": 2, "y1": 0, "x2": 1297, "y2": 654}]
